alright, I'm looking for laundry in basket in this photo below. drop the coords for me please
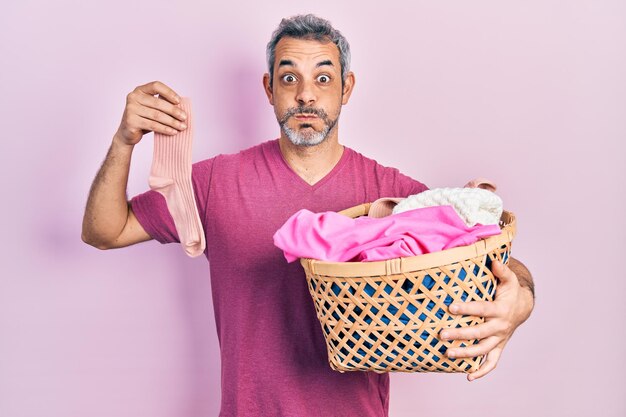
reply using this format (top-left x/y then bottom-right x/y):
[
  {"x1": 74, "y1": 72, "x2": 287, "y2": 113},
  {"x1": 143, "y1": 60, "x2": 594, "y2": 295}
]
[{"x1": 274, "y1": 200, "x2": 516, "y2": 373}]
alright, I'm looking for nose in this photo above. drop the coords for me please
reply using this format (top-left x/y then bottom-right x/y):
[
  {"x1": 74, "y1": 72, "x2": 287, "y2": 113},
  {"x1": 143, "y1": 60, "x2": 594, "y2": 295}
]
[{"x1": 295, "y1": 80, "x2": 316, "y2": 106}]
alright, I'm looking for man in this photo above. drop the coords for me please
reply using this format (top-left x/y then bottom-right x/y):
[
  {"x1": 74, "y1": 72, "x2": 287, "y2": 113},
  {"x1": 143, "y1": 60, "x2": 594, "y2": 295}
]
[{"x1": 82, "y1": 14, "x2": 534, "y2": 417}]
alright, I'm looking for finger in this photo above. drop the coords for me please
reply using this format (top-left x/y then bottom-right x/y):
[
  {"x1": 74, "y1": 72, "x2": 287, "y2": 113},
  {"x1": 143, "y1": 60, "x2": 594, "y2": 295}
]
[
  {"x1": 137, "y1": 80, "x2": 181, "y2": 105},
  {"x1": 125, "y1": 94, "x2": 187, "y2": 128},
  {"x1": 448, "y1": 300, "x2": 500, "y2": 317},
  {"x1": 127, "y1": 112, "x2": 179, "y2": 136},
  {"x1": 134, "y1": 90, "x2": 188, "y2": 123},
  {"x1": 446, "y1": 336, "x2": 500, "y2": 359},
  {"x1": 131, "y1": 99, "x2": 188, "y2": 131},
  {"x1": 440, "y1": 319, "x2": 503, "y2": 341},
  {"x1": 467, "y1": 346, "x2": 503, "y2": 381},
  {"x1": 491, "y1": 260, "x2": 516, "y2": 284}
]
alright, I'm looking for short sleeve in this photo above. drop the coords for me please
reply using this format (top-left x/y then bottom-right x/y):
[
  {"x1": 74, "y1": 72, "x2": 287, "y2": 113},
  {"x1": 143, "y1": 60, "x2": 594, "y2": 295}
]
[
  {"x1": 130, "y1": 190, "x2": 179, "y2": 244},
  {"x1": 129, "y1": 157, "x2": 215, "y2": 245}
]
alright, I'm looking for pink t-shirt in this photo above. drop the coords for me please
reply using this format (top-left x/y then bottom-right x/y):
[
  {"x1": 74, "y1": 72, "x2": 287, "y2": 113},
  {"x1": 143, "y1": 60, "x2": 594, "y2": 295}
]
[{"x1": 130, "y1": 139, "x2": 428, "y2": 417}]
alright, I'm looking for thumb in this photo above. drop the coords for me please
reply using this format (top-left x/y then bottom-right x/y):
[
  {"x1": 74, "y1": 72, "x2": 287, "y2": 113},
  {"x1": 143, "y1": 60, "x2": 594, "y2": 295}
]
[{"x1": 491, "y1": 260, "x2": 515, "y2": 285}]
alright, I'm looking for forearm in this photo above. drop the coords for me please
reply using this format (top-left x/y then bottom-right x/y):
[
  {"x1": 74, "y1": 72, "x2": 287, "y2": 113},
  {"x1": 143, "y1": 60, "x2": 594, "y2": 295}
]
[
  {"x1": 508, "y1": 256, "x2": 535, "y2": 302},
  {"x1": 81, "y1": 133, "x2": 135, "y2": 248}
]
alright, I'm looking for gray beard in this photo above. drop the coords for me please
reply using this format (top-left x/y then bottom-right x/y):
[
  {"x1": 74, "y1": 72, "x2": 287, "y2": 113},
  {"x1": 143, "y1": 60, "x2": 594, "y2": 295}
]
[
  {"x1": 281, "y1": 124, "x2": 331, "y2": 147},
  {"x1": 278, "y1": 105, "x2": 339, "y2": 147}
]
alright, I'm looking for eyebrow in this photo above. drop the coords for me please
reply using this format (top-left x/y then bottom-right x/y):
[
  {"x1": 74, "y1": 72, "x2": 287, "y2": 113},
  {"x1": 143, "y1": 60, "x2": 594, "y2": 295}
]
[
  {"x1": 278, "y1": 59, "x2": 295, "y2": 67},
  {"x1": 278, "y1": 59, "x2": 335, "y2": 68},
  {"x1": 316, "y1": 60, "x2": 334, "y2": 68}
]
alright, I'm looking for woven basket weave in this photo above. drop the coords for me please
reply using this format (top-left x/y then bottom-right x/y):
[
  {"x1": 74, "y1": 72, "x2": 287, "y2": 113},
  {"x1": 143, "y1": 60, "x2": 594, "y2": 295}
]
[{"x1": 300, "y1": 203, "x2": 516, "y2": 374}]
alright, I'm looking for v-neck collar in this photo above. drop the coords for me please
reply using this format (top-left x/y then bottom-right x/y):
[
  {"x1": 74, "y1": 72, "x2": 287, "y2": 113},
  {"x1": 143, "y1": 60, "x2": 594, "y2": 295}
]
[{"x1": 271, "y1": 139, "x2": 350, "y2": 191}]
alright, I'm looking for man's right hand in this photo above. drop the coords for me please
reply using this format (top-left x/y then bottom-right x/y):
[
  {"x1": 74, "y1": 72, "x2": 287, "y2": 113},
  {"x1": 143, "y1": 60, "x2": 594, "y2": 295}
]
[
  {"x1": 115, "y1": 80, "x2": 188, "y2": 147},
  {"x1": 82, "y1": 80, "x2": 189, "y2": 249}
]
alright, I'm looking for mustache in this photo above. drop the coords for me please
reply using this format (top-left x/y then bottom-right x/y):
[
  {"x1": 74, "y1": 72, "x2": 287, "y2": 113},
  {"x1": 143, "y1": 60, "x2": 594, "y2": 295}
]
[{"x1": 279, "y1": 106, "x2": 329, "y2": 124}]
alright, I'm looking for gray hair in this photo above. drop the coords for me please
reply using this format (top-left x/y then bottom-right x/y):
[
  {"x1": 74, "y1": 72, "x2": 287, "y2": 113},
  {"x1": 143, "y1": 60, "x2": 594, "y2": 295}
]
[{"x1": 266, "y1": 14, "x2": 351, "y2": 89}]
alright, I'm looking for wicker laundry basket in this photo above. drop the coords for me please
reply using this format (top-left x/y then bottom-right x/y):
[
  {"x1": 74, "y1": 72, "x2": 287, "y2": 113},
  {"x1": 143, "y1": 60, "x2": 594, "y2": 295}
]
[{"x1": 300, "y1": 202, "x2": 516, "y2": 374}]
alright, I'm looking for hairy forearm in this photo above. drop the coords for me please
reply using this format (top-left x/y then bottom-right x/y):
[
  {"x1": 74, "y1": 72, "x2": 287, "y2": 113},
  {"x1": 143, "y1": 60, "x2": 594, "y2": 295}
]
[
  {"x1": 81, "y1": 134, "x2": 135, "y2": 247},
  {"x1": 508, "y1": 257, "x2": 535, "y2": 301}
]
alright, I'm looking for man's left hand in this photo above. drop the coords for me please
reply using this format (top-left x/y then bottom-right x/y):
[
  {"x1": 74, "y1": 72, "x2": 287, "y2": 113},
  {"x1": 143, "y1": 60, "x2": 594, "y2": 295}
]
[{"x1": 438, "y1": 259, "x2": 534, "y2": 381}]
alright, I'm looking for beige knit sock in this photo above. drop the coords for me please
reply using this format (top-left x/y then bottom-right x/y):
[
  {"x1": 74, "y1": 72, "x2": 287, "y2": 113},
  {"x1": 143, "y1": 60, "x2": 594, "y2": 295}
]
[{"x1": 148, "y1": 97, "x2": 206, "y2": 257}]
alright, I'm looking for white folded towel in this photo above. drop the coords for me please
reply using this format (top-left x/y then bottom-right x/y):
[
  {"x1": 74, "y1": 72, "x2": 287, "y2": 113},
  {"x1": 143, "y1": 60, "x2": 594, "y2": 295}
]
[{"x1": 392, "y1": 187, "x2": 503, "y2": 227}]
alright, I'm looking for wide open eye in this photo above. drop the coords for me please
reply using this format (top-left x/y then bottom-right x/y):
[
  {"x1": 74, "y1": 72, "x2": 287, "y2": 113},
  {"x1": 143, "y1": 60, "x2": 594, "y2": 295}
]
[
  {"x1": 282, "y1": 74, "x2": 297, "y2": 83},
  {"x1": 317, "y1": 74, "x2": 331, "y2": 83}
]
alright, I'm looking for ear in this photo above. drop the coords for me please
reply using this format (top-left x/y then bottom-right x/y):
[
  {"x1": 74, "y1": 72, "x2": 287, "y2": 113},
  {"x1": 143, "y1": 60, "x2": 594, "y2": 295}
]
[
  {"x1": 341, "y1": 71, "x2": 356, "y2": 105},
  {"x1": 263, "y1": 73, "x2": 274, "y2": 105}
]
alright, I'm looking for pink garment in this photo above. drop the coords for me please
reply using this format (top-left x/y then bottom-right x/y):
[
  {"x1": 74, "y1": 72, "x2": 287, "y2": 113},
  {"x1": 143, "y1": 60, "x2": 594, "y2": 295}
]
[
  {"x1": 274, "y1": 205, "x2": 501, "y2": 262},
  {"x1": 464, "y1": 177, "x2": 497, "y2": 192},
  {"x1": 149, "y1": 97, "x2": 205, "y2": 257}
]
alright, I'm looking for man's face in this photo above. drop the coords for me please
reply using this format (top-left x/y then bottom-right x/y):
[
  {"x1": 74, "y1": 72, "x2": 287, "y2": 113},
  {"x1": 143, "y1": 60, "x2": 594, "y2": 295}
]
[{"x1": 263, "y1": 37, "x2": 354, "y2": 147}]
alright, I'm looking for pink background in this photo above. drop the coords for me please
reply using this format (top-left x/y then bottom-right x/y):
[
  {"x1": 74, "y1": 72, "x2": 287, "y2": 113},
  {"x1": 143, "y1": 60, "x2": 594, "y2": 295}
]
[{"x1": 1, "y1": 1, "x2": 625, "y2": 416}]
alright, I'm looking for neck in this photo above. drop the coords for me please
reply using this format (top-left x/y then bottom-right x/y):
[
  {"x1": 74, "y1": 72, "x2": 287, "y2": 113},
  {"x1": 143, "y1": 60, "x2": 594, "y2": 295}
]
[{"x1": 278, "y1": 132, "x2": 344, "y2": 185}]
